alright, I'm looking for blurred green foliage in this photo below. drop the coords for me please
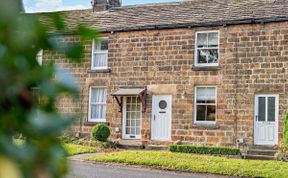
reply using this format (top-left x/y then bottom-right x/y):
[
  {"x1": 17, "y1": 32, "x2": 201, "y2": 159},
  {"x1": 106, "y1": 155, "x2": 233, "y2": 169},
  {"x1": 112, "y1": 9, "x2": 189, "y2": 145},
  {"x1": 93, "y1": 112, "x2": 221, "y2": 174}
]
[
  {"x1": 0, "y1": 1, "x2": 97, "y2": 177},
  {"x1": 284, "y1": 113, "x2": 288, "y2": 146}
]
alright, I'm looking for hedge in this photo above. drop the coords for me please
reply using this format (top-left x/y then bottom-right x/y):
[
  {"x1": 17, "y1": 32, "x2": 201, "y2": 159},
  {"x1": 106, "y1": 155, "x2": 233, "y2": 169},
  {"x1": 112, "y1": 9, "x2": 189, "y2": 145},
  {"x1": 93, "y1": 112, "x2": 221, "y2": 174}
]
[
  {"x1": 283, "y1": 113, "x2": 288, "y2": 146},
  {"x1": 169, "y1": 144, "x2": 240, "y2": 155}
]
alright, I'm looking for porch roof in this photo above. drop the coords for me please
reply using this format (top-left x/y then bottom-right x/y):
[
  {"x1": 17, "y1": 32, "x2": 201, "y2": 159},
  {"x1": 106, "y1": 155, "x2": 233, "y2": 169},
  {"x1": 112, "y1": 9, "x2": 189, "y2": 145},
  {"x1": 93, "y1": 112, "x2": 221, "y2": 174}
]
[{"x1": 112, "y1": 87, "x2": 146, "y2": 96}]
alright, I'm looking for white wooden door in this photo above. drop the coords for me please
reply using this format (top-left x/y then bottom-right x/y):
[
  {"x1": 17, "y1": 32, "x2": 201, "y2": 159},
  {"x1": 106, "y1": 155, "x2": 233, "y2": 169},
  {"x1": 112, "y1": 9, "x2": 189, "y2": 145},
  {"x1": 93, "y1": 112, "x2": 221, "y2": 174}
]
[
  {"x1": 122, "y1": 97, "x2": 141, "y2": 139},
  {"x1": 151, "y1": 95, "x2": 172, "y2": 141},
  {"x1": 254, "y1": 95, "x2": 278, "y2": 145}
]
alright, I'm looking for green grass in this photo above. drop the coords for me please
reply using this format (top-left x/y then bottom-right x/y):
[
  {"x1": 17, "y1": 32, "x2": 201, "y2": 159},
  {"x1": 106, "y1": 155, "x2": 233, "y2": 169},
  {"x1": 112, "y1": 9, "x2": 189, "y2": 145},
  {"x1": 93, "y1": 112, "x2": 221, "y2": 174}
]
[
  {"x1": 64, "y1": 144, "x2": 99, "y2": 156},
  {"x1": 86, "y1": 150, "x2": 288, "y2": 177},
  {"x1": 14, "y1": 139, "x2": 99, "y2": 156}
]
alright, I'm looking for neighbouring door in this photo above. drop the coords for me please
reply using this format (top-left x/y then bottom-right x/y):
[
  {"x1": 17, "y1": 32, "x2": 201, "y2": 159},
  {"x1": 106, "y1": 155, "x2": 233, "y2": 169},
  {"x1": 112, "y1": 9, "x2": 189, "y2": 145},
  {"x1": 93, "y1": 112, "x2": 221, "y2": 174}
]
[
  {"x1": 254, "y1": 95, "x2": 279, "y2": 145},
  {"x1": 122, "y1": 96, "x2": 141, "y2": 139},
  {"x1": 151, "y1": 95, "x2": 172, "y2": 141}
]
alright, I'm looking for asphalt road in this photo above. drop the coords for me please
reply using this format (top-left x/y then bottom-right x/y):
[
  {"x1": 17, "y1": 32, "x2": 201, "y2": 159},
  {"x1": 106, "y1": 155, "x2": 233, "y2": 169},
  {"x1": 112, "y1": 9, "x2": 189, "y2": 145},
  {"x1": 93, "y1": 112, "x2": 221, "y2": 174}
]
[{"x1": 67, "y1": 160, "x2": 228, "y2": 178}]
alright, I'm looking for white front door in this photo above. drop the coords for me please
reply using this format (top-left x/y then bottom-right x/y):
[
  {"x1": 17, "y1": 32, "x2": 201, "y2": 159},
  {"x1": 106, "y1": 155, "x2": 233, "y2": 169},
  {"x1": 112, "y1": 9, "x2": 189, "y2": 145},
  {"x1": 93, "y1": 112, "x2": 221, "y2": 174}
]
[
  {"x1": 151, "y1": 95, "x2": 172, "y2": 141},
  {"x1": 122, "y1": 96, "x2": 141, "y2": 139},
  {"x1": 254, "y1": 95, "x2": 279, "y2": 145}
]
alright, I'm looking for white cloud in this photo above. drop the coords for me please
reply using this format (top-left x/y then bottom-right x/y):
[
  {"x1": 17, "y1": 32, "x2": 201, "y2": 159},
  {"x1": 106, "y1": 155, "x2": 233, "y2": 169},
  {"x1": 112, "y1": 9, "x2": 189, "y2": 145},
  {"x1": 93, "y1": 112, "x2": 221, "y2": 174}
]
[{"x1": 26, "y1": 0, "x2": 90, "y2": 13}]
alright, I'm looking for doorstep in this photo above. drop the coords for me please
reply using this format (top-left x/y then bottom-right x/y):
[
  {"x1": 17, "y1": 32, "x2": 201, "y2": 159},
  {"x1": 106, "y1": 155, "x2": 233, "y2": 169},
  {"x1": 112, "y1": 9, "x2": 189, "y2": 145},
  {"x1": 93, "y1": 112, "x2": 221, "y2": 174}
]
[
  {"x1": 117, "y1": 140, "x2": 146, "y2": 150},
  {"x1": 242, "y1": 145, "x2": 277, "y2": 160},
  {"x1": 145, "y1": 140, "x2": 173, "y2": 150},
  {"x1": 117, "y1": 140, "x2": 173, "y2": 150}
]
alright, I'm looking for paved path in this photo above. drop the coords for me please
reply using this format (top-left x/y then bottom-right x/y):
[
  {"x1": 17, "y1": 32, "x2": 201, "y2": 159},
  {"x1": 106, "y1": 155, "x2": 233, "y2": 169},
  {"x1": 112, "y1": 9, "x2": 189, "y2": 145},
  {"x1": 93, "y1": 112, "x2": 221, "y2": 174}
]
[
  {"x1": 67, "y1": 160, "x2": 229, "y2": 178},
  {"x1": 67, "y1": 153, "x2": 229, "y2": 178}
]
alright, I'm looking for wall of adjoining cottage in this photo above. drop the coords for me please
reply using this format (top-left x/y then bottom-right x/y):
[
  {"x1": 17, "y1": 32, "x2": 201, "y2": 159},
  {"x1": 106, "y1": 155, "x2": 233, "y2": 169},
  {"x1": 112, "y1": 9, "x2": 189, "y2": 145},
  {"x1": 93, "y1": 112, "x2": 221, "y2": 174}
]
[{"x1": 44, "y1": 21, "x2": 288, "y2": 146}]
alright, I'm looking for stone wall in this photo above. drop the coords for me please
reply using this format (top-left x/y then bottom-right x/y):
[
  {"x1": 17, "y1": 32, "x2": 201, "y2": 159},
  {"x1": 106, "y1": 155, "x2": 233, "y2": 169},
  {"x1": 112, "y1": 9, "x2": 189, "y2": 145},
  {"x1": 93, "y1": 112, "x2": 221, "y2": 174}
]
[{"x1": 44, "y1": 21, "x2": 288, "y2": 146}]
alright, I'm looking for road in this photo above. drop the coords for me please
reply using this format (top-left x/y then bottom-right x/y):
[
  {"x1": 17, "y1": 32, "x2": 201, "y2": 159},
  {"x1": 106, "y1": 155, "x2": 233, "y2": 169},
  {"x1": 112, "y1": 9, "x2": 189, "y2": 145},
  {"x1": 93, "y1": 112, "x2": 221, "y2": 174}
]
[{"x1": 67, "y1": 160, "x2": 228, "y2": 178}]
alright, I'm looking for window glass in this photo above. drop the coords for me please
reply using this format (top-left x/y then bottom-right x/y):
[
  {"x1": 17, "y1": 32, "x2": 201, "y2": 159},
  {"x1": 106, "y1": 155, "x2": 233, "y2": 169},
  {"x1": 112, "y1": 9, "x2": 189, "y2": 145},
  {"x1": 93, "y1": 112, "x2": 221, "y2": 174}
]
[
  {"x1": 196, "y1": 105, "x2": 206, "y2": 121},
  {"x1": 92, "y1": 38, "x2": 108, "y2": 69},
  {"x1": 197, "y1": 33, "x2": 207, "y2": 47},
  {"x1": 125, "y1": 97, "x2": 141, "y2": 136},
  {"x1": 90, "y1": 88, "x2": 107, "y2": 121},
  {"x1": 195, "y1": 87, "x2": 216, "y2": 122},
  {"x1": 100, "y1": 39, "x2": 108, "y2": 51},
  {"x1": 196, "y1": 31, "x2": 219, "y2": 66},
  {"x1": 258, "y1": 97, "x2": 266, "y2": 122},
  {"x1": 208, "y1": 32, "x2": 218, "y2": 47},
  {"x1": 207, "y1": 49, "x2": 218, "y2": 63},
  {"x1": 268, "y1": 97, "x2": 275, "y2": 122}
]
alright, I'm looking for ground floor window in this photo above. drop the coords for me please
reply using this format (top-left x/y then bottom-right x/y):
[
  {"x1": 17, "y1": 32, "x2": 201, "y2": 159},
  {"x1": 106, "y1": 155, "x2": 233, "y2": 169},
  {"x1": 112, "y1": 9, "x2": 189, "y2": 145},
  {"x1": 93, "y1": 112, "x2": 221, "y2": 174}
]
[
  {"x1": 89, "y1": 87, "x2": 107, "y2": 122},
  {"x1": 194, "y1": 86, "x2": 216, "y2": 124},
  {"x1": 123, "y1": 96, "x2": 141, "y2": 139}
]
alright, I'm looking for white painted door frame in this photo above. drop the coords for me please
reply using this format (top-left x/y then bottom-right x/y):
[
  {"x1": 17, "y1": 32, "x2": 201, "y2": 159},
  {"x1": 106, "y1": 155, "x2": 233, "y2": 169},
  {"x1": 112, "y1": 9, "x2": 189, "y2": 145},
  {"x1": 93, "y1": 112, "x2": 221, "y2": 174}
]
[
  {"x1": 151, "y1": 95, "x2": 172, "y2": 141},
  {"x1": 254, "y1": 94, "x2": 279, "y2": 145},
  {"x1": 122, "y1": 96, "x2": 142, "y2": 140}
]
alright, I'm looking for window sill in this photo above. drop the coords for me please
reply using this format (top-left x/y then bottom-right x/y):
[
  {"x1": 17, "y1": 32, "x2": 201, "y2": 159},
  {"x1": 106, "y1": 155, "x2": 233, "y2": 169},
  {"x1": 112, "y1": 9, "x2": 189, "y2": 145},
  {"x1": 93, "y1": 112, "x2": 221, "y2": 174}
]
[
  {"x1": 84, "y1": 121, "x2": 107, "y2": 126},
  {"x1": 192, "y1": 66, "x2": 221, "y2": 71},
  {"x1": 191, "y1": 123, "x2": 220, "y2": 130},
  {"x1": 87, "y1": 68, "x2": 111, "y2": 73}
]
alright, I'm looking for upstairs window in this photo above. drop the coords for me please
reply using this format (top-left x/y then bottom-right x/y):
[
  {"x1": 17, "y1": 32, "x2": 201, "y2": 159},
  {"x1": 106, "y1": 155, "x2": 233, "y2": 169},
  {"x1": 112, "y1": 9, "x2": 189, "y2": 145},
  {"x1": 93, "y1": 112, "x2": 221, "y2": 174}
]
[
  {"x1": 92, "y1": 38, "x2": 108, "y2": 70},
  {"x1": 195, "y1": 31, "x2": 219, "y2": 67},
  {"x1": 194, "y1": 86, "x2": 217, "y2": 124},
  {"x1": 88, "y1": 87, "x2": 107, "y2": 122}
]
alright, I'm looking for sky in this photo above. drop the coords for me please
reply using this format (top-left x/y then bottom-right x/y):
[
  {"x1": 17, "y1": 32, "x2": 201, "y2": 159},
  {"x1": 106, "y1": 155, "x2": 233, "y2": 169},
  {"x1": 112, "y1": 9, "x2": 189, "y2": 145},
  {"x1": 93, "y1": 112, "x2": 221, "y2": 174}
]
[{"x1": 23, "y1": 0, "x2": 184, "y2": 13}]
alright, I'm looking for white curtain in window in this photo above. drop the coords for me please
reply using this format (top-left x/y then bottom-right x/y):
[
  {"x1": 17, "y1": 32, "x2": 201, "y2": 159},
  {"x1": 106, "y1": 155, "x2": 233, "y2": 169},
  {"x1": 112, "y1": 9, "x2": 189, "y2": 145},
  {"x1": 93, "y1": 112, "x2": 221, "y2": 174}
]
[
  {"x1": 208, "y1": 33, "x2": 218, "y2": 46},
  {"x1": 197, "y1": 33, "x2": 207, "y2": 47},
  {"x1": 90, "y1": 88, "x2": 107, "y2": 120},
  {"x1": 196, "y1": 87, "x2": 216, "y2": 101},
  {"x1": 93, "y1": 53, "x2": 108, "y2": 68}
]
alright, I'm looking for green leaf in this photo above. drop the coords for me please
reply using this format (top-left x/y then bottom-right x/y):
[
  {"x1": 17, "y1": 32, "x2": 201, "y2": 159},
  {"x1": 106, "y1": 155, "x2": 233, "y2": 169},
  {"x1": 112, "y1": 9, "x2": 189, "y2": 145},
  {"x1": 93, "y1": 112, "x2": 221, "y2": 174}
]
[{"x1": 77, "y1": 24, "x2": 99, "y2": 40}]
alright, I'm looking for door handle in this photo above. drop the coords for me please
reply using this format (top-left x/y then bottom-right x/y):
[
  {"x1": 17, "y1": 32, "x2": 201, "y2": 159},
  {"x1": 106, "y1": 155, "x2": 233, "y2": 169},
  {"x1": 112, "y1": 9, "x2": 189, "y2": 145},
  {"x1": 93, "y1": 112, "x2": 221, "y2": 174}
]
[
  {"x1": 255, "y1": 115, "x2": 258, "y2": 121},
  {"x1": 154, "y1": 115, "x2": 156, "y2": 120}
]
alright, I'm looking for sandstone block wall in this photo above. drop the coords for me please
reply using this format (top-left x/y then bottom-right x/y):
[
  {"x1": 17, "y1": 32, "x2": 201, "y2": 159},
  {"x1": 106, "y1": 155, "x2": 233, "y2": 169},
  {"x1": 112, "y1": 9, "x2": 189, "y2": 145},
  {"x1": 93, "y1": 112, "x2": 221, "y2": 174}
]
[{"x1": 44, "y1": 21, "x2": 288, "y2": 146}]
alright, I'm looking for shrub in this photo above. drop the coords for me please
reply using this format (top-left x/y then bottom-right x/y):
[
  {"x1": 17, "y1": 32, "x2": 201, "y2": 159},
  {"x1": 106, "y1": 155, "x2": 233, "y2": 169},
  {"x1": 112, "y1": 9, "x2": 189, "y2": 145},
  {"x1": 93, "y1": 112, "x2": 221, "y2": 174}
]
[
  {"x1": 283, "y1": 113, "x2": 288, "y2": 146},
  {"x1": 91, "y1": 124, "x2": 111, "y2": 142},
  {"x1": 59, "y1": 133, "x2": 80, "y2": 144},
  {"x1": 169, "y1": 144, "x2": 240, "y2": 155},
  {"x1": 100, "y1": 141, "x2": 118, "y2": 149},
  {"x1": 275, "y1": 143, "x2": 288, "y2": 161}
]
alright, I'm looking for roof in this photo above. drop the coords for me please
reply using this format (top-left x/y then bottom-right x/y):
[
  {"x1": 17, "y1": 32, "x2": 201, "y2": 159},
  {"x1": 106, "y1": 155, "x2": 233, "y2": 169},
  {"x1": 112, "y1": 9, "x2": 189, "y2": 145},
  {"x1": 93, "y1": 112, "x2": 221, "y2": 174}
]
[
  {"x1": 33, "y1": 0, "x2": 288, "y2": 33},
  {"x1": 112, "y1": 87, "x2": 146, "y2": 96}
]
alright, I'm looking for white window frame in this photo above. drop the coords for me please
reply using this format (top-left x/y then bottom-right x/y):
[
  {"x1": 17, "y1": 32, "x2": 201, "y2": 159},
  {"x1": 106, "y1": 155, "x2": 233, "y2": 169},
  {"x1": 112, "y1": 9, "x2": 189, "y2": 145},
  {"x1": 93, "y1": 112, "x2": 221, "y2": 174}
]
[
  {"x1": 91, "y1": 38, "x2": 109, "y2": 70},
  {"x1": 194, "y1": 31, "x2": 220, "y2": 67},
  {"x1": 194, "y1": 86, "x2": 217, "y2": 125},
  {"x1": 88, "y1": 86, "x2": 107, "y2": 123},
  {"x1": 37, "y1": 50, "x2": 43, "y2": 65}
]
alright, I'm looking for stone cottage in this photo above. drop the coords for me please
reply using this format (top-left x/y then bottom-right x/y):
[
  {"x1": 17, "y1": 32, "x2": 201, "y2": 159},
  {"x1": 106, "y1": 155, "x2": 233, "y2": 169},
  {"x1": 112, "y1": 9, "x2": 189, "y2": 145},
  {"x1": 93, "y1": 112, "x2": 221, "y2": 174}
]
[{"x1": 38, "y1": 0, "x2": 288, "y2": 147}]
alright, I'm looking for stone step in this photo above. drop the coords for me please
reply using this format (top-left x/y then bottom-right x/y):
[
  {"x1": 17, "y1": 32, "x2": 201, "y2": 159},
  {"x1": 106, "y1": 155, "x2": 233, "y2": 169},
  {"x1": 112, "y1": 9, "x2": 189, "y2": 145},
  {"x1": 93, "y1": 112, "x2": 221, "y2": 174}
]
[
  {"x1": 117, "y1": 140, "x2": 145, "y2": 150},
  {"x1": 244, "y1": 154, "x2": 275, "y2": 160},
  {"x1": 247, "y1": 149, "x2": 277, "y2": 156},
  {"x1": 248, "y1": 145, "x2": 277, "y2": 150},
  {"x1": 146, "y1": 145, "x2": 168, "y2": 150}
]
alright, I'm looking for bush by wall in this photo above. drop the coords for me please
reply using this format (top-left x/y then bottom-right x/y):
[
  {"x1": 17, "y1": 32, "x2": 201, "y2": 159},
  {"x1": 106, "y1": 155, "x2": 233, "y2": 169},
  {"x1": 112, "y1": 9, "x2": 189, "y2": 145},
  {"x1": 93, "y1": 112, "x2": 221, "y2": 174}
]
[
  {"x1": 169, "y1": 144, "x2": 240, "y2": 155},
  {"x1": 91, "y1": 124, "x2": 111, "y2": 142},
  {"x1": 283, "y1": 113, "x2": 288, "y2": 146}
]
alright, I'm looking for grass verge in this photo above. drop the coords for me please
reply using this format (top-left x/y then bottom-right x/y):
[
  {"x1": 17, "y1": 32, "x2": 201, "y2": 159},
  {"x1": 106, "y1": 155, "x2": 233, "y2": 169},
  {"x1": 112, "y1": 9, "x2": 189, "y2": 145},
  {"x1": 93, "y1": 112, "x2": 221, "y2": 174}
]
[
  {"x1": 64, "y1": 144, "x2": 100, "y2": 156},
  {"x1": 14, "y1": 139, "x2": 99, "y2": 156},
  {"x1": 86, "y1": 150, "x2": 288, "y2": 177}
]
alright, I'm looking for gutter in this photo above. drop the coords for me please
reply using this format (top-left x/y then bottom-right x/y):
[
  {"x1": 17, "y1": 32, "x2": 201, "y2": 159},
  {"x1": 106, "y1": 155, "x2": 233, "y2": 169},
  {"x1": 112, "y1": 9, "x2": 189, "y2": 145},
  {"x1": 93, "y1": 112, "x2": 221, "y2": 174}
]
[{"x1": 48, "y1": 17, "x2": 288, "y2": 36}]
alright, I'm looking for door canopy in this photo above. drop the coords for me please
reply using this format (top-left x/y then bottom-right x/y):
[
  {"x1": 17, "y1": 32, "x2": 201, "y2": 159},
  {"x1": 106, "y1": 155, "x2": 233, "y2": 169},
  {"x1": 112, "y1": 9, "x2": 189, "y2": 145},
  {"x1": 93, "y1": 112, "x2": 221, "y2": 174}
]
[{"x1": 112, "y1": 87, "x2": 147, "y2": 112}]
